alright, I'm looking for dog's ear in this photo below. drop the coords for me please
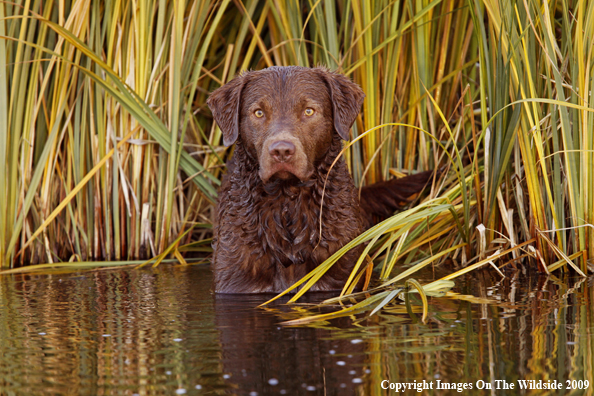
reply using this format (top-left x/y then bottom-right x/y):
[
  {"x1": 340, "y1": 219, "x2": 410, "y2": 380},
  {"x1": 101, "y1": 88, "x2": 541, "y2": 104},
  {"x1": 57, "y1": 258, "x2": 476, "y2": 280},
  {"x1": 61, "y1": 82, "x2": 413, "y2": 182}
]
[
  {"x1": 207, "y1": 74, "x2": 246, "y2": 147},
  {"x1": 320, "y1": 69, "x2": 366, "y2": 140}
]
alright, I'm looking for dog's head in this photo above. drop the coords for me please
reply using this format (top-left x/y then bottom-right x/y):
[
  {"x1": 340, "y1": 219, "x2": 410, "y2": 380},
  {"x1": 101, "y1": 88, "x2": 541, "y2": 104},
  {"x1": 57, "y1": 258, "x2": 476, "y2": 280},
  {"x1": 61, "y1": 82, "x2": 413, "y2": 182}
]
[{"x1": 207, "y1": 66, "x2": 365, "y2": 183}]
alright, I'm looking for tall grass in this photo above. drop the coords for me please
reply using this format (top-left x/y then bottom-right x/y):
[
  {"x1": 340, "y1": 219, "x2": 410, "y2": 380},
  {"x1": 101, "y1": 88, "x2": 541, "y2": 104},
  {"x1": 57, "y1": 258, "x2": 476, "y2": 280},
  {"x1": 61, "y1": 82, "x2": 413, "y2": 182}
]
[
  {"x1": 0, "y1": 0, "x2": 225, "y2": 266},
  {"x1": 0, "y1": 0, "x2": 592, "y2": 305}
]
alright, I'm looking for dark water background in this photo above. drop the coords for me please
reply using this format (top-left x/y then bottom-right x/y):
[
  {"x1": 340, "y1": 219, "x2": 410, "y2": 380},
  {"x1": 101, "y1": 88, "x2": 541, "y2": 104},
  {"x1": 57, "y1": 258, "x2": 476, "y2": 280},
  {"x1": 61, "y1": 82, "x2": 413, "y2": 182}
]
[{"x1": 1, "y1": 265, "x2": 593, "y2": 395}]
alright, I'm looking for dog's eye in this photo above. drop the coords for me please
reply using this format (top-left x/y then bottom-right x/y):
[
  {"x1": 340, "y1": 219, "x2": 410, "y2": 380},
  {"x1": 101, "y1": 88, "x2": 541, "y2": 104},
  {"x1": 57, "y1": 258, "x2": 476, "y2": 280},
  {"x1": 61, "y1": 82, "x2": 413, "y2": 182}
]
[
  {"x1": 254, "y1": 109, "x2": 264, "y2": 118},
  {"x1": 304, "y1": 108, "x2": 315, "y2": 116}
]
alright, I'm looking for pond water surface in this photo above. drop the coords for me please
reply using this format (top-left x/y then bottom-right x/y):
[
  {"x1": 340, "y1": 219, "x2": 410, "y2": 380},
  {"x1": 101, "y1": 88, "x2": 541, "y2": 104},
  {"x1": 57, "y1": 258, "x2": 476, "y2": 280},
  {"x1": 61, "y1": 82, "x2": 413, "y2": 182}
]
[{"x1": 1, "y1": 265, "x2": 593, "y2": 395}]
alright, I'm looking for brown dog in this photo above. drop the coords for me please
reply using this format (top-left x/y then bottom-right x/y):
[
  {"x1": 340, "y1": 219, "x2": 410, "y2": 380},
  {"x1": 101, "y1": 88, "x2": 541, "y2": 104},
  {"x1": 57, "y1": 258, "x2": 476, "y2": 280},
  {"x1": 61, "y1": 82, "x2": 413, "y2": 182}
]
[{"x1": 207, "y1": 66, "x2": 431, "y2": 293}]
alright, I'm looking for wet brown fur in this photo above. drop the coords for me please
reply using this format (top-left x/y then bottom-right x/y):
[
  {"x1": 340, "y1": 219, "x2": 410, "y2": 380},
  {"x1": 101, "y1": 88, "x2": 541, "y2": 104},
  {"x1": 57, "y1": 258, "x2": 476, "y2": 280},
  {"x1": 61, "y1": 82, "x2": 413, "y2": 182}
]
[{"x1": 207, "y1": 66, "x2": 431, "y2": 293}]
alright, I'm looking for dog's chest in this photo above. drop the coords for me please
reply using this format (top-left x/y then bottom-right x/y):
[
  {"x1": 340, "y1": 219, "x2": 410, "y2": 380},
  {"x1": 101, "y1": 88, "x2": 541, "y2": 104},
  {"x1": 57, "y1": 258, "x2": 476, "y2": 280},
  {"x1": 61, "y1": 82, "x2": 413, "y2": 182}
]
[
  {"x1": 215, "y1": 158, "x2": 364, "y2": 275},
  {"x1": 219, "y1": 179, "x2": 351, "y2": 266},
  {"x1": 260, "y1": 190, "x2": 320, "y2": 266}
]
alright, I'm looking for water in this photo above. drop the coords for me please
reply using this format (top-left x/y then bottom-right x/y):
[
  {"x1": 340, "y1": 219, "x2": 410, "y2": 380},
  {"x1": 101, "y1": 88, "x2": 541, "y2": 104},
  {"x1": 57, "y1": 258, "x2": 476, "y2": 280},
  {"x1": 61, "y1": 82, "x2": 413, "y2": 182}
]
[{"x1": 0, "y1": 265, "x2": 593, "y2": 395}]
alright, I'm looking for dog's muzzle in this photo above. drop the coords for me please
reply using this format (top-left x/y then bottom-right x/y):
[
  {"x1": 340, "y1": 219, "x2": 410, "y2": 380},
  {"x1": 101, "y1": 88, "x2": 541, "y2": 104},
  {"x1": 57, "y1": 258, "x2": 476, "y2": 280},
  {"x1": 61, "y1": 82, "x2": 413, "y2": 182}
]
[{"x1": 259, "y1": 133, "x2": 312, "y2": 183}]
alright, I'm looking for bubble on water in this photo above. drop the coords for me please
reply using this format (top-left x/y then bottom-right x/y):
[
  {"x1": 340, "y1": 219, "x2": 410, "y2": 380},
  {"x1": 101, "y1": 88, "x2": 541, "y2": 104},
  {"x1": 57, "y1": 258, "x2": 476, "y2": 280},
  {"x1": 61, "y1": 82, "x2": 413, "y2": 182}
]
[{"x1": 268, "y1": 378, "x2": 279, "y2": 386}]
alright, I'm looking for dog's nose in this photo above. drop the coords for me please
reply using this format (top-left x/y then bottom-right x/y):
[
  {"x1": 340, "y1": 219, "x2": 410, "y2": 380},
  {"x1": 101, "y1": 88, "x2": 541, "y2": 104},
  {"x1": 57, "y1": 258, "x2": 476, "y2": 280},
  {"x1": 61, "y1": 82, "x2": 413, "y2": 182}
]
[{"x1": 268, "y1": 140, "x2": 296, "y2": 162}]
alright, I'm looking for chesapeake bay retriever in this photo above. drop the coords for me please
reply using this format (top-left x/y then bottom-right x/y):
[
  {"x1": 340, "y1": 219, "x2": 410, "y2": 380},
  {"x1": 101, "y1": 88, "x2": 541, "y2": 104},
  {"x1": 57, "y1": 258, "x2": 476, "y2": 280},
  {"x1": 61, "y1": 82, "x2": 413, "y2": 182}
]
[{"x1": 207, "y1": 66, "x2": 432, "y2": 293}]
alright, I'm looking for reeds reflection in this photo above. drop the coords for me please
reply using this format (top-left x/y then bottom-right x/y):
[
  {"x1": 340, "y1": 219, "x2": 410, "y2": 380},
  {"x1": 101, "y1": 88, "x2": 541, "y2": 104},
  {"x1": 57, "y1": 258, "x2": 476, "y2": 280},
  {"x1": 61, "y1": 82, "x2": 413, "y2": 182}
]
[{"x1": 0, "y1": 266, "x2": 592, "y2": 395}]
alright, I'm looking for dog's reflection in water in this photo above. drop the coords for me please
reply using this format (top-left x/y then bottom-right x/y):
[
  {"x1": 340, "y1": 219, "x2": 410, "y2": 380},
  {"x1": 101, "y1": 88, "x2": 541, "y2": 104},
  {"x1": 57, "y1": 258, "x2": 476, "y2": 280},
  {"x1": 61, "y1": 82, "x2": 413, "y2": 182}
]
[{"x1": 214, "y1": 293, "x2": 366, "y2": 395}]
